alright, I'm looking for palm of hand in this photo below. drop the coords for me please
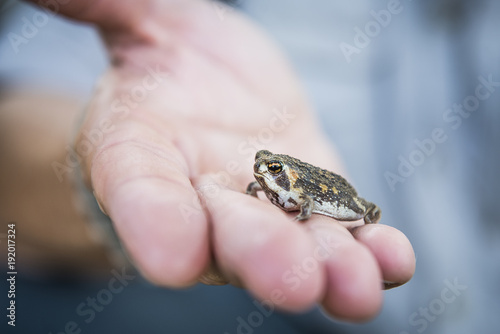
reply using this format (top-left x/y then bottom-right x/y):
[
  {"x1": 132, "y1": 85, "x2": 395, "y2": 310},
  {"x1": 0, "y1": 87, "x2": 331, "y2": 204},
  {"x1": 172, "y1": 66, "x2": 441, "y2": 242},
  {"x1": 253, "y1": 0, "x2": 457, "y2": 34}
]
[{"x1": 77, "y1": 1, "x2": 414, "y2": 321}]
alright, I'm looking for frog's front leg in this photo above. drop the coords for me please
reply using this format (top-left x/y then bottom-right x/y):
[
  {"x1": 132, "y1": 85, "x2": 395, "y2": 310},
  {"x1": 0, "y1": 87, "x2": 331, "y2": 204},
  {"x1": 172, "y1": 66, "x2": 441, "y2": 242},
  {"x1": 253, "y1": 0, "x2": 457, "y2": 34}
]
[
  {"x1": 295, "y1": 195, "x2": 314, "y2": 221},
  {"x1": 246, "y1": 181, "x2": 262, "y2": 197}
]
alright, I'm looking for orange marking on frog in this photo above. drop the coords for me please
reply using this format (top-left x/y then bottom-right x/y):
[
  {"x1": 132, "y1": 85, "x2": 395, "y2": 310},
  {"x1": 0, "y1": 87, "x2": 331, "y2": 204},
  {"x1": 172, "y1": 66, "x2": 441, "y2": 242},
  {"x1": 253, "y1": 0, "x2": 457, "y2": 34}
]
[
  {"x1": 331, "y1": 186, "x2": 339, "y2": 195},
  {"x1": 289, "y1": 169, "x2": 300, "y2": 185}
]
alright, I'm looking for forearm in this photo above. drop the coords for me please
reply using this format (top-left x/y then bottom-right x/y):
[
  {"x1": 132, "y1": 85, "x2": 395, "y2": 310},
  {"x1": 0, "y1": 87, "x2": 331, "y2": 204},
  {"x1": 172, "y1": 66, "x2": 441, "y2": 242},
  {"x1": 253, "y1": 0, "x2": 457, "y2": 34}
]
[{"x1": 0, "y1": 91, "x2": 112, "y2": 275}]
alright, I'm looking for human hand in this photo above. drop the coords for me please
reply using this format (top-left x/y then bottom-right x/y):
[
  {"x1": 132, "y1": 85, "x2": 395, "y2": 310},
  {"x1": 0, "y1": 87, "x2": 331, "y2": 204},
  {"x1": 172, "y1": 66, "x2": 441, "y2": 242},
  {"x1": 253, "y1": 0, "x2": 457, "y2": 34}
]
[{"x1": 44, "y1": 0, "x2": 415, "y2": 321}]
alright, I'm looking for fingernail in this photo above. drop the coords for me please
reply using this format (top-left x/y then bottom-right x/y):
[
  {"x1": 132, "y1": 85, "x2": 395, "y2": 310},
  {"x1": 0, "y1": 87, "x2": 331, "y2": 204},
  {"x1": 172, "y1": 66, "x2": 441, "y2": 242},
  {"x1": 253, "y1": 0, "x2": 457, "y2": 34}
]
[
  {"x1": 382, "y1": 280, "x2": 404, "y2": 290},
  {"x1": 93, "y1": 190, "x2": 108, "y2": 216}
]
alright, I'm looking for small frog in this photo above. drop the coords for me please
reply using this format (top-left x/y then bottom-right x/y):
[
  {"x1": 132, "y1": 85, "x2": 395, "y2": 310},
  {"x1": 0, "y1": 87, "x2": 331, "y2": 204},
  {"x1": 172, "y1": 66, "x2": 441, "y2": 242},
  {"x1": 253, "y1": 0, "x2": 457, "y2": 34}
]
[{"x1": 246, "y1": 150, "x2": 381, "y2": 224}]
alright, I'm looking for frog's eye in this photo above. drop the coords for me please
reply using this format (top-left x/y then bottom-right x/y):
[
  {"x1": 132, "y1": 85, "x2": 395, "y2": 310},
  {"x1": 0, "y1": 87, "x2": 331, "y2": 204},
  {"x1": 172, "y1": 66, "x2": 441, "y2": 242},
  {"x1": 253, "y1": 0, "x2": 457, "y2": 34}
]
[{"x1": 267, "y1": 161, "x2": 283, "y2": 174}]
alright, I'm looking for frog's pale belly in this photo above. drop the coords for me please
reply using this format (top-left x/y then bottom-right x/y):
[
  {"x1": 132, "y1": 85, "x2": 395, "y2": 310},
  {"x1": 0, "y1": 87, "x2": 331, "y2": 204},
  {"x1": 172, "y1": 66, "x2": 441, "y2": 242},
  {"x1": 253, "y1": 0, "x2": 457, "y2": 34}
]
[
  {"x1": 312, "y1": 200, "x2": 365, "y2": 221},
  {"x1": 268, "y1": 188, "x2": 364, "y2": 221},
  {"x1": 276, "y1": 190, "x2": 365, "y2": 221}
]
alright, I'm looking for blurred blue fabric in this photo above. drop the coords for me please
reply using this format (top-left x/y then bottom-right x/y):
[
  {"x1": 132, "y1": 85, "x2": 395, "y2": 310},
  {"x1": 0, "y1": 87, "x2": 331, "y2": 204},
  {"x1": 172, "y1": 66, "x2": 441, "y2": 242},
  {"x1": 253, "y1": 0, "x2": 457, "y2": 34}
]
[{"x1": 1, "y1": 0, "x2": 499, "y2": 333}]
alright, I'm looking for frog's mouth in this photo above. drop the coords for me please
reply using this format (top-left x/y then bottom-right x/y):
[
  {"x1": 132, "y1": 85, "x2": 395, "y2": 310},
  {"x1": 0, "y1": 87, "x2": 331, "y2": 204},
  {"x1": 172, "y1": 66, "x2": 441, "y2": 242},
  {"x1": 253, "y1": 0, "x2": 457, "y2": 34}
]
[
  {"x1": 253, "y1": 170, "x2": 272, "y2": 186},
  {"x1": 253, "y1": 172, "x2": 267, "y2": 184},
  {"x1": 253, "y1": 170, "x2": 279, "y2": 192},
  {"x1": 253, "y1": 173, "x2": 277, "y2": 196}
]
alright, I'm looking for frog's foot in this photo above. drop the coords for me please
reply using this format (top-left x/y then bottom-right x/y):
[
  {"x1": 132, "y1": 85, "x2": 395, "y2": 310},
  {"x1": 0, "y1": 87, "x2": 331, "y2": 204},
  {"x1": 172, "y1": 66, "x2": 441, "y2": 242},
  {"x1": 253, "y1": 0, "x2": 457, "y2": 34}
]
[
  {"x1": 295, "y1": 196, "x2": 314, "y2": 221},
  {"x1": 246, "y1": 181, "x2": 262, "y2": 197},
  {"x1": 363, "y1": 204, "x2": 381, "y2": 224}
]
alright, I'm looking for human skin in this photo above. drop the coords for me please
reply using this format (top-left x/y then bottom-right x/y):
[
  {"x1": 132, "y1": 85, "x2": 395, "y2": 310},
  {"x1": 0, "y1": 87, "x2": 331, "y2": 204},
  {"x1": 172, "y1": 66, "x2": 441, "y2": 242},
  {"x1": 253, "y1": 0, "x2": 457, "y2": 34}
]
[{"x1": 30, "y1": 0, "x2": 415, "y2": 321}]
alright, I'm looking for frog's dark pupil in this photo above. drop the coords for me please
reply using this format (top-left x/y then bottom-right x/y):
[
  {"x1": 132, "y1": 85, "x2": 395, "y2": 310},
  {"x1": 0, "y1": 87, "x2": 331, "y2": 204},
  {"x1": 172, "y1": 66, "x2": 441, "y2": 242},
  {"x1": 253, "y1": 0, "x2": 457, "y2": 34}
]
[{"x1": 267, "y1": 162, "x2": 282, "y2": 173}]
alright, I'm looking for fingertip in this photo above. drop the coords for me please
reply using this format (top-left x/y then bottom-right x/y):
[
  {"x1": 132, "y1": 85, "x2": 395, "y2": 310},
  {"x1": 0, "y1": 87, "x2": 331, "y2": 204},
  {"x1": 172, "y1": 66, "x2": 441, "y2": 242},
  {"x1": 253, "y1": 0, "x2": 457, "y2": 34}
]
[
  {"x1": 352, "y1": 224, "x2": 416, "y2": 287},
  {"x1": 133, "y1": 241, "x2": 208, "y2": 288},
  {"x1": 109, "y1": 179, "x2": 210, "y2": 287}
]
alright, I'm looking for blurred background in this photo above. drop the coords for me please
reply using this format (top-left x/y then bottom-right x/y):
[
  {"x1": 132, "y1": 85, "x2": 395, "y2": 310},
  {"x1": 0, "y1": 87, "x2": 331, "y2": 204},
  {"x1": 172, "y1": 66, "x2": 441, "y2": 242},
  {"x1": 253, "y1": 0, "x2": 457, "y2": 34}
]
[{"x1": 1, "y1": 0, "x2": 499, "y2": 333}]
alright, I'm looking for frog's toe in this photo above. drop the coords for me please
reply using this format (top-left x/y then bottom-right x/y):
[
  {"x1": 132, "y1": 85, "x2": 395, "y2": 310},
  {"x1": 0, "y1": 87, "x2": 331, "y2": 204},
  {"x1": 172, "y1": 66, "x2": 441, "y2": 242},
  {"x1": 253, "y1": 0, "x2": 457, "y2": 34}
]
[{"x1": 364, "y1": 205, "x2": 381, "y2": 224}]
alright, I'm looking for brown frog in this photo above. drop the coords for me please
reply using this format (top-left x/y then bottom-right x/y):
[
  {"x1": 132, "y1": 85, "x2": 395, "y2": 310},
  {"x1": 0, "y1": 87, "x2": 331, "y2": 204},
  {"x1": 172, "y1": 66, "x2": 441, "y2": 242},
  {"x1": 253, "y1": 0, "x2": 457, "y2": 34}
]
[{"x1": 246, "y1": 150, "x2": 381, "y2": 224}]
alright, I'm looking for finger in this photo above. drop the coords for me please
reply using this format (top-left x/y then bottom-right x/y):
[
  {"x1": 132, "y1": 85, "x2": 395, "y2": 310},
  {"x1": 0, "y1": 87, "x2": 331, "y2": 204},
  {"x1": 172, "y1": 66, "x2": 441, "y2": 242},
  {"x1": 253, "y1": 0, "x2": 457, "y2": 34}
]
[
  {"x1": 85, "y1": 121, "x2": 209, "y2": 287},
  {"x1": 196, "y1": 175, "x2": 326, "y2": 312},
  {"x1": 351, "y1": 224, "x2": 416, "y2": 289},
  {"x1": 29, "y1": 0, "x2": 149, "y2": 30},
  {"x1": 304, "y1": 217, "x2": 383, "y2": 322}
]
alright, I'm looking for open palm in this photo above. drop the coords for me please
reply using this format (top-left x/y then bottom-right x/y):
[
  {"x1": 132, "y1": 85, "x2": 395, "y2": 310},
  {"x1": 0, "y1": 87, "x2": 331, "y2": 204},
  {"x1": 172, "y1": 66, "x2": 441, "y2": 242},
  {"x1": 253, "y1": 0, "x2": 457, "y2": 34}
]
[{"x1": 64, "y1": 0, "x2": 415, "y2": 321}]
